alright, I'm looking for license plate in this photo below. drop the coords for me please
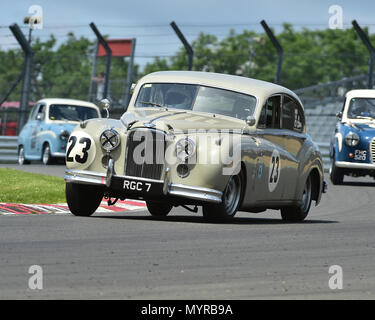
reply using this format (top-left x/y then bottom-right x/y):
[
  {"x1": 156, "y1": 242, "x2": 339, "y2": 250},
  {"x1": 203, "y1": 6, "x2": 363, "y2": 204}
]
[
  {"x1": 354, "y1": 150, "x2": 367, "y2": 161},
  {"x1": 123, "y1": 179, "x2": 152, "y2": 192},
  {"x1": 110, "y1": 176, "x2": 163, "y2": 196}
]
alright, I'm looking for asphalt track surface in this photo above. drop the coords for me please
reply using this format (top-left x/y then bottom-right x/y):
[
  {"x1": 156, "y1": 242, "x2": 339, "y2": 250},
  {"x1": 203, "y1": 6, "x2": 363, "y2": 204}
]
[{"x1": 1, "y1": 164, "x2": 375, "y2": 299}]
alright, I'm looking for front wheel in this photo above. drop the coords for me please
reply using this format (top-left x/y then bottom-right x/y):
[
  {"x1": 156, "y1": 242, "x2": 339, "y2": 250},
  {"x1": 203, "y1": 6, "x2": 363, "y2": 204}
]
[
  {"x1": 281, "y1": 175, "x2": 312, "y2": 222},
  {"x1": 330, "y1": 156, "x2": 343, "y2": 185},
  {"x1": 42, "y1": 144, "x2": 53, "y2": 165},
  {"x1": 202, "y1": 172, "x2": 243, "y2": 221},
  {"x1": 18, "y1": 146, "x2": 30, "y2": 165},
  {"x1": 146, "y1": 201, "x2": 173, "y2": 216},
  {"x1": 66, "y1": 183, "x2": 104, "y2": 216}
]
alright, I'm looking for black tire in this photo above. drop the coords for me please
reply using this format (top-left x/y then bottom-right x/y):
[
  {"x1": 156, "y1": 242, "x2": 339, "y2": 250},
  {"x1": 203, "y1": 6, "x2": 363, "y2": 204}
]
[
  {"x1": 146, "y1": 201, "x2": 173, "y2": 216},
  {"x1": 330, "y1": 156, "x2": 343, "y2": 185},
  {"x1": 202, "y1": 171, "x2": 243, "y2": 222},
  {"x1": 42, "y1": 144, "x2": 53, "y2": 165},
  {"x1": 66, "y1": 183, "x2": 104, "y2": 216},
  {"x1": 281, "y1": 175, "x2": 312, "y2": 222},
  {"x1": 18, "y1": 146, "x2": 30, "y2": 165}
]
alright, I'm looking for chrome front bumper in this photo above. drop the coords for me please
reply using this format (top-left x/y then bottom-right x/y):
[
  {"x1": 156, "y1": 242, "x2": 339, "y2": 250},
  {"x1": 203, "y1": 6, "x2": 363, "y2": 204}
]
[
  {"x1": 64, "y1": 162, "x2": 222, "y2": 204},
  {"x1": 335, "y1": 161, "x2": 375, "y2": 170}
]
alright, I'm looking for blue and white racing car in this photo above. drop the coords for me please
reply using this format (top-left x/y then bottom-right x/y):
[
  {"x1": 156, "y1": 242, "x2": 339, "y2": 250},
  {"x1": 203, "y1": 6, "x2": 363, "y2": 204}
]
[{"x1": 330, "y1": 89, "x2": 375, "y2": 184}]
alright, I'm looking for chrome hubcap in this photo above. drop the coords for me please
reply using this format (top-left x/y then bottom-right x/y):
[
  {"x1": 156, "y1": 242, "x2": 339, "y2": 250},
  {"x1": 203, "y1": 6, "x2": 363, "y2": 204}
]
[
  {"x1": 18, "y1": 148, "x2": 24, "y2": 165},
  {"x1": 223, "y1": 175, "x2": 241, "y2": 215},
  {"x1": 301, "y1": 176, "x2": 312, "y2": 212},
  {"x1": 43, "y1": 147, "x2": 50, "y2": 164}
]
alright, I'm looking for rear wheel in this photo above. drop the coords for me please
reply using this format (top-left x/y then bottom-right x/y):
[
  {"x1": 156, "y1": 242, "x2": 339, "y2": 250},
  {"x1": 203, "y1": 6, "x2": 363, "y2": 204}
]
[
  {"x1": 18, "y1": 146, "x2": 30, "y2": 165},
  {"x1": 146, "y1": 201, "x2": 173, "y2": 216},
  {"x1": 202, "y1": 171, "x2": 243, "y2": 221},
  {"x1": 330, "y1": 156, "x2": 343, "y2": 185},
  {"x1": 281, "y1": 175, "x2": 312, "y2": 222},
  {"x1": 42, "y1": 144, "x2": 53, "y2": 165},
  {"x1": 66, "y1": 183, "x2": 104, "y2": 216}
]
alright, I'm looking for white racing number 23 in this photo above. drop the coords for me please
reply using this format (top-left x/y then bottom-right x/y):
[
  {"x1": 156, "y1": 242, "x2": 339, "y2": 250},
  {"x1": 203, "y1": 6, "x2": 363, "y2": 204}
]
[
  {"x1": 65, "y1": 132, "x2": 96, "y2": 170},
  {"x1": 268, "y1": 149, "x2": 281, "y2": 192},
  {"x1": 66, "y1": 136, "x2": 91, "y2": 164}
]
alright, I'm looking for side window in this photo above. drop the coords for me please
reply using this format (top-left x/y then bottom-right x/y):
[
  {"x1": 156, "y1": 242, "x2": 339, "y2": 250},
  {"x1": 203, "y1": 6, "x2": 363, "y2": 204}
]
[
  {"x1": 282, "y1": 95, "x2": 304, "y2": 133},
  {"x1": 258, "y1": 95, "x2": 281, "y2": 129},
  {"x1": 34, "y1": 104, "x2": 46, "y2": 121},
  {"x1": 281, "y1": 96, "x2": 295, "y2": 131},
  {"x1": 28, "y1": 105, "x2": 38, "y2": 120},
  {"x1": 294, "y1": 105, "x2": 304, "y2": 133}
]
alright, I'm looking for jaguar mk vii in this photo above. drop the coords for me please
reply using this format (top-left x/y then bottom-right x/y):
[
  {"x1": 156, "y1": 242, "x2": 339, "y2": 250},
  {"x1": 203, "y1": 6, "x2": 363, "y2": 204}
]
[{"x1": 64, "y1": 71, "x2": 327, "y2": 221}]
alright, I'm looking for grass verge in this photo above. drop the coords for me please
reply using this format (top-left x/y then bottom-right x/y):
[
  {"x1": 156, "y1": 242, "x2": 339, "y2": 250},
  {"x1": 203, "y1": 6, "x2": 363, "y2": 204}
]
[{"x1": 0, "y1": 168, "x2": 65, "y2": 204}]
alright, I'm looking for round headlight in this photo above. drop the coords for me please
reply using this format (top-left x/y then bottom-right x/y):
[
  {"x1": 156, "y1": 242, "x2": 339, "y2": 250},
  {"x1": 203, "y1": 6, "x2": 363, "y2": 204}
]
[
  {"x1": 345, "y1": 131, "x2": 360, "y2": 147},
  {"x1": 60, "y1": 130, "x2": 70, "y2": 141},
  {"x1": 175, "y1": 137, "x2": 196, "y2": 162},
  {"x1": 100, "y1": 129, "x2": 120, "y2": 152}
]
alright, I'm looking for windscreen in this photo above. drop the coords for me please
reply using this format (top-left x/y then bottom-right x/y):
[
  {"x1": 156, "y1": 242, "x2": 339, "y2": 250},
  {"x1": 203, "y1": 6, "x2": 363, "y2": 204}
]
[
  {"x1": 135, "y1": 83, "x2": 257, "y2": 120},
  {"x1": 49, "y1": 105, "x2": 99, "y2": 122},
  {"x1": 347, "y1": 98, "x2": 375, "y2": 119}
]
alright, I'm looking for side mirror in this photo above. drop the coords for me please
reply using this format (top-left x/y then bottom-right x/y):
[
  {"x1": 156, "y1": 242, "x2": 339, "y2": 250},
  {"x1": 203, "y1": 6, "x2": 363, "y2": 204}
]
[
  {"x1": 36, "y1": 112, "x2": 45, "y2": 121},
  {"x1": 336, "y1": 111, "x2": 343, "y2": 119},
  {"x1": 130, "y1": 83, "x2": 136, "y2": 94},
  {"x1": 246, "y1": 116, "x2": 256, "y2": 126},
  {"x1": 99, "y1": 98, "x2": 111, "y2": 118}
]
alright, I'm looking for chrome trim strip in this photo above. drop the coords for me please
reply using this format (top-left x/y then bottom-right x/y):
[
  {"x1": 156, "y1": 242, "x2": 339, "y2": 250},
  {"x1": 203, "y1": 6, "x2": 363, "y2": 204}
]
[
  {"x1": 370, "y1": 138, "x2": 375, "y2": 164},
  {"x1": 106, "y1": 158, "x2": 115, "y2": 187},
  {"x1": 168, "y1": 183, "x2": 222, "y2": 203},
  {"x1": 335, "y1": 161, "x2": 375, "y2": 170},
  {"x1": 116, "y1": 175, "x2": 164, "y2": 183},
  {"x1": 64, "y1": 169, "x2": 105, "y2": 186},
  {"x1": 51, "y1": 152, "x2": 66, "y2": 157},
  {"x1": 64, "y1": 169, "x2": 164, "y2": 186}
]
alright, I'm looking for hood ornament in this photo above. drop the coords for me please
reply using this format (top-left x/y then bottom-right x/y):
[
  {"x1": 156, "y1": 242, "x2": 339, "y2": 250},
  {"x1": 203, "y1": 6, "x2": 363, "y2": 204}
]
[{"x1": 99, "y1": 98, "x2": 111, "y2": 119}]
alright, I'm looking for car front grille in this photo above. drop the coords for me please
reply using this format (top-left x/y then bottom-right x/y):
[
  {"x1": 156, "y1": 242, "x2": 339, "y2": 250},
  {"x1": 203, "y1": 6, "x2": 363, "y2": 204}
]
[
  {"x1": 370, "y1": 139, "x2": 375, "y2": 163},
  {"x1": 124, "y1": 129, "x2": 165, "y2": 180}
]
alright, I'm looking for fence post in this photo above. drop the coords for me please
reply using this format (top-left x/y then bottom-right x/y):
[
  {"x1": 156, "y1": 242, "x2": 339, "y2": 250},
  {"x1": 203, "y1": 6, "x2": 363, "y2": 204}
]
[
  {"x1": 170, "y1": 21, "x2": 194, "y2": 71},
  {"x1": 123, "y1": 38, "x2": 136, "y2": 109},
  {"x1": 9, "y1": 23, "x2": 33, "y2": 133},
  {"x1": 89, "y1": 22, "x2": 112, "y2": 99},
  {"x1": 352, "y1": 20, "x2": 375, "y2": 89},
  {"x1": 88, "y1": 41, "x2": 99, "y2": 102},
  {"x1": 260, "y1": 20, "x2": 283, "y2": 84}
]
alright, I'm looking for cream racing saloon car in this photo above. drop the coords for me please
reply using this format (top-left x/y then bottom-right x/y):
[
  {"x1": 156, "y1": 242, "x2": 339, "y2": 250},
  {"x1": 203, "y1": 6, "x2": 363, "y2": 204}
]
[{"x1": 64, "y1": 71, "x2": 327, "y2": 221}]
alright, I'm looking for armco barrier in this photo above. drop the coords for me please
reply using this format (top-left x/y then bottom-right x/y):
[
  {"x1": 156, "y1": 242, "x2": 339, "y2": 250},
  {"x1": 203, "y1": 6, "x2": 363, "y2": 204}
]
[{"x1": 0, "y1": 136, "x2": 18, "y2": 163}]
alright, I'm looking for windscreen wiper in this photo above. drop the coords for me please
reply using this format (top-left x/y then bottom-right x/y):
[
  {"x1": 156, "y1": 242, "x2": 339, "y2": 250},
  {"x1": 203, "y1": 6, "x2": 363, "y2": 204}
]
[{"x1": 139, "y1": 101, "x2": 167, "y2": 109}]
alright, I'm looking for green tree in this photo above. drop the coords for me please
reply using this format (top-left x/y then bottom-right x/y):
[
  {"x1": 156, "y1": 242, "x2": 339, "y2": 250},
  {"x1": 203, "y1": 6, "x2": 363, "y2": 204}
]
[
  {"x1": 142, "y1": 24, "x2": 374, "y2": 90},
  {"x1": 0, "y1": 32, "x2": 139, "y2": 104}
]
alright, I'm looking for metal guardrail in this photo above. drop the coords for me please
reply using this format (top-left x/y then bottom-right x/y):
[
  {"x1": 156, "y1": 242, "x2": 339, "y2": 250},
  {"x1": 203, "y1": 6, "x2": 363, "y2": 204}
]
[
  {"x1": 295, "y1": 74, "x2": 374, "y2": 109},
  {"x1": 0, "y1": 136, "x2": 18, "y2": 163},
  {"x1": 316, "y1": 142, "x2": 330, "y2": 173}
]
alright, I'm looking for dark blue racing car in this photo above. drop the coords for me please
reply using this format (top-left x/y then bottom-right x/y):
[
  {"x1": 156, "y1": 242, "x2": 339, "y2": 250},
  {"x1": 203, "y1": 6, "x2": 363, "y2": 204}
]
[{"x1": 330, "y1": 89, "x2": 375, "y2": 184}]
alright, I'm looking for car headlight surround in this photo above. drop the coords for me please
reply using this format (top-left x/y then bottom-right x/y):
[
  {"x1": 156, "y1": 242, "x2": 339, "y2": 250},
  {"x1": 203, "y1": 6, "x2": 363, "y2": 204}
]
[
  {"x1": 344, "y1": 131, "x2": 360, "y2": 147},
  {"x1": 175, "y1": 137, "x2": 196, "y2": 162},
  {"x1": 60, "y1": 130, "x2": 70, "y2": 141},
  {"x1": 100, "y1": 129, "x2": 121, "y2": 152}
]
